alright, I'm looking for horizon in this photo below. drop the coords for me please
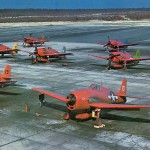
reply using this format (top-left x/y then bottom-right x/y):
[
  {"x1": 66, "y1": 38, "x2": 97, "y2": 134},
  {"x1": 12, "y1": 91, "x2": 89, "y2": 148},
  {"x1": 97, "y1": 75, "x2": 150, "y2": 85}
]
[{"x1": 0, "y1": 0, "x2": 150, "y2": 9}]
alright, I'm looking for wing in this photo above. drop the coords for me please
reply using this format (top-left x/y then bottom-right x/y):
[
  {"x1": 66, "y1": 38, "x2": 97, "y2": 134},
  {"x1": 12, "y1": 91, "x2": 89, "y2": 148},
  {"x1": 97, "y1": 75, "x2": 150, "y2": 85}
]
[
  {"x1": 0, "y1": 49, "x2": 15, "y2": 53},
  {"x1": 19, "y1": 50, "x2": 33, "y2": 55},
  {"x1": 96, "y1": 42, "x2": 106, "y2": 46},
  {"x1": 90, "y1": 102, "x2": 150, "y2": 109},
  {"x1": 121, "y1": 58, "x2": 150, "y2": 62},
  {"x1": 0, "y1": 80, "x2": 17, "y2": 83},
  {"x1": 120, "y1": 43, "x2": 138, "y2": 47},
  {"x1": 32, "y1": 88, "x2": 69, "y2": 103},
  {"x1": 91, "y1": 54, "x2": 109, "y2": 60},
  {"x1": 44, "y1": 52, "x2": 73, "y2": 57}
]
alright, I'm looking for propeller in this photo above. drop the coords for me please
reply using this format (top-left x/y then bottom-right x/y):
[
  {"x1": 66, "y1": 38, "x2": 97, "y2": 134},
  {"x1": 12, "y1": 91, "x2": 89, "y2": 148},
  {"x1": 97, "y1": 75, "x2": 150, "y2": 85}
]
[
  {"x1": 34, "y1": 43, "x2": 38, "y2": 54},
  {"x1": 123, "y1": 61, "x2": 127, "y2": 70},
  {"x1": 29, "y1": 33, "x2": 33, "y2": 37},
  {"x1": 62, "y1": 46, "x2": 67, "y2": 59},
  {"x1": 107, "y1": 58, "x2": 111, "y2": 70},
  {"x1": 28, "y1": 44, "x2": 38, "y2": 63}
]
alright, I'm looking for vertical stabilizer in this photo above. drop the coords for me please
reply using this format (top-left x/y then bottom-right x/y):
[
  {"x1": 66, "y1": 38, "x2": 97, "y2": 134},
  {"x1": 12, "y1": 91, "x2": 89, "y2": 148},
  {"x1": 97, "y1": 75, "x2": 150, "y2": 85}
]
[
  {"x1": 118, "y1": 78, "x2": 127, "y2": 96},
  {"x1": 12, "y1": 43, "x2": 18, "y2": 50},
  {"x1": 135, "y1": 50, "x2": 140, "y2": 58},
  {"x1": 1, "y1": 64, "x2": 11, "y2": 79},
  {"x1": 40, "y1": 36, "x2": 45, "y2": 44}
]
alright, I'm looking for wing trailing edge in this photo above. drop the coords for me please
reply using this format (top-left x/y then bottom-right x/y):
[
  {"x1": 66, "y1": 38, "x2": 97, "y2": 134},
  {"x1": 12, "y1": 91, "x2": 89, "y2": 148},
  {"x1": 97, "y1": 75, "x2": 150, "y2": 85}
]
[{"x1": 90, "y1": 102, "x2": 150, "y2": 109}]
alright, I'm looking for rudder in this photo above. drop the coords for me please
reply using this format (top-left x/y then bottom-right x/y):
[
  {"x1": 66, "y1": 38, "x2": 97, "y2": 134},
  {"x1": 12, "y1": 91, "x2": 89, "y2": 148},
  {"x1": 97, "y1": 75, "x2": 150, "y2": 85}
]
[
  {"x1": 135, "y1": 50, "x2": 140, "y2": 58},
  {"x1": 2, "y1": 64, "x2": 11, "y2": 79},
  {"x1": 12, "y1": 43, "x2": 18, "y2": 50},
  {"x1": 40, "y1": 36, "x2": 45, "y2": 44},
  {"x1": 118, "y1": 78, "x2": 127, "y2": 96}
]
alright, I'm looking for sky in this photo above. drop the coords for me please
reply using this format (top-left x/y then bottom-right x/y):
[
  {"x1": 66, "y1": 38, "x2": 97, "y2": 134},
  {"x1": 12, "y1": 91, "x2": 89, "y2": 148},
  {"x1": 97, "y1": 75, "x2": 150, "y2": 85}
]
[{"x1": 0, "y1": 0, "x2": 150, "y2": 9}]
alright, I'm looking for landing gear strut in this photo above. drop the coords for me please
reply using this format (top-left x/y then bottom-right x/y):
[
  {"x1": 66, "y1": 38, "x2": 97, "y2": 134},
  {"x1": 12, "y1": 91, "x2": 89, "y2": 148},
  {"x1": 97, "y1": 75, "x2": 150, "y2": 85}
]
[
  {"x1": 39, "y1": 94, "x2": 45, "y2": 107},
  {"x1": 92, "y1": 109, "x2": 105, "y2": 128}
]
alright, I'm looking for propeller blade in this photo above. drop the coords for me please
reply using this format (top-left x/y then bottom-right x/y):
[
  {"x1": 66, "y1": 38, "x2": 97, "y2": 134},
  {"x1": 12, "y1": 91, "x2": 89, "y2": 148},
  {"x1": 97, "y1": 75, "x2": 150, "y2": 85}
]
[
  {"x1": 30, "y1": 33, "x2": 33, "y2": 37},
  {"x1": 107, "y1": 59, "x2": 111, "y2": 70}
]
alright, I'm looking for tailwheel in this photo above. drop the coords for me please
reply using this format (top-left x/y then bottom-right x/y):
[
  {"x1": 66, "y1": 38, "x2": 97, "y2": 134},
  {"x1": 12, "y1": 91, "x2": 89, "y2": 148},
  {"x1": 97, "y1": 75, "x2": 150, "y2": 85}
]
[
  {"x1": 123, "y1": 61, "x2": 127, "y2": 71},
  {"x1": 0, "y1": 84, "x2": 5, "y2": 88},
  {"x1": 46, "y1": 59, "x2": 50, "y2": 64}
]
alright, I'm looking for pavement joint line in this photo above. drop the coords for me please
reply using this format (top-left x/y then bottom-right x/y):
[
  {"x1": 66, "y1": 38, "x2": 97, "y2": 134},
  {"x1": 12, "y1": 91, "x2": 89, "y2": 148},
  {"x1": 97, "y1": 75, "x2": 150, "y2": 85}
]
[
  {"x1": 0, "y1": 138, "x2": 23, "y2": 148},
  {"x1": 0, "y1": 129, "x2": 49, "y2": 148}
]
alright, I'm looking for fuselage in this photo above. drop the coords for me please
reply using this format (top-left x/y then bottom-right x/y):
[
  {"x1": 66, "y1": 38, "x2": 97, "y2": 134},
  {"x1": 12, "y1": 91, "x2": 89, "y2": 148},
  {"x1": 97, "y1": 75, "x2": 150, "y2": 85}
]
[
  {"x1": 110, "y1": 51, "x2": 137, "y2": 68},
  {"x1": 66, "y1": 84, "x2": 126, "y2": 111}
]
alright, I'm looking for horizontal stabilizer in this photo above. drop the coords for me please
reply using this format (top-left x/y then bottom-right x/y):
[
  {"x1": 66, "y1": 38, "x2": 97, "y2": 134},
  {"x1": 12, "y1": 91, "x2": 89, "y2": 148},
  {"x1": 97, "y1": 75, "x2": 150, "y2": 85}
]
[{"x1": 90, "y1": 54, "x2": 109, "y2": 60}]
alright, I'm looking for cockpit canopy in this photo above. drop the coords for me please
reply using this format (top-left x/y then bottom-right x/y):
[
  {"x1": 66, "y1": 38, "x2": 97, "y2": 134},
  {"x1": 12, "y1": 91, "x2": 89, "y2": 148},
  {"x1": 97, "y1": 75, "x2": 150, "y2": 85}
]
[{"x1": 90, "y1": 84, "x2": 101, "y2": 91}]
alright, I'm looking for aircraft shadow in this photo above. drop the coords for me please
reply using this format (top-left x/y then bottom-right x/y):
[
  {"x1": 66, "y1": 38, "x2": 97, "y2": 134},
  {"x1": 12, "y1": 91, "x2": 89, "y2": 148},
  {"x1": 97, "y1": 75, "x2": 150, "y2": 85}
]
[
  {"x1": 0, "y1": 91, "x2": 20, "y2": 95},
  {"x1": 128, "y1": 66, "x2": 150, "y2": 70},
  {"x1": 4, "y1": 84, "x2": 25, "y2": 88},
  {"x1": 102, "y1": 113, "x2": 150, "y2": 123},
  {"x1": 43, "y1": 101, "x2": 150, "y2": 123}
]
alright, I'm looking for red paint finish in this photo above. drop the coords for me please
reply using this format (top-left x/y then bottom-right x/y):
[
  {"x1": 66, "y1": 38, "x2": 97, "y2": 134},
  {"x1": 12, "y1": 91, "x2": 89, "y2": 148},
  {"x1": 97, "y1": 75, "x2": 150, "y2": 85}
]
[
  {"x1": 20, "y1": 35, "x2": 45, "y2": 47},
  {"x1": 91, "y1": 50, "x2": 150, "y2": 69},
  {"x1": 21, "y1": 47, "x2": 73, "y2": 63},
  {"x1": 67, "y1": 89, "x2": 90, "y2": 110},
  {"x1": 0, "y1": 64, "x2": 17, "y2": 87},
  {"x1": 98, "y1": 39, "x2": 138, "y2": 51},
  {"x1": 0, "y1": 44, "x2": 18, "y2": 56},
  {"x1": 32, "y1": 79, "x2": 150, "y2": 125},
  {"x1": 75, "y1": 113, "x2": 91, "y2": 119}
]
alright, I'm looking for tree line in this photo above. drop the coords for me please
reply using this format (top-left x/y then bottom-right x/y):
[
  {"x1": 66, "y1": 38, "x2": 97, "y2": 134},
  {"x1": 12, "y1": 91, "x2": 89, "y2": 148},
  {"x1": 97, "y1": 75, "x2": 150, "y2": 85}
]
[{"x1": 0, "y1": 8, "x2": 150, "y2": 23}]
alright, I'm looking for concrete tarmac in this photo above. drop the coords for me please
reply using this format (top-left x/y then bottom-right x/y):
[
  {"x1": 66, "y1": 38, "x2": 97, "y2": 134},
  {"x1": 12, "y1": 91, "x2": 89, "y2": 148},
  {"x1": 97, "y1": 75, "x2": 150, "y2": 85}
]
[{"x1": 0, "y1": 23, "x2": 150, "y2": 150}]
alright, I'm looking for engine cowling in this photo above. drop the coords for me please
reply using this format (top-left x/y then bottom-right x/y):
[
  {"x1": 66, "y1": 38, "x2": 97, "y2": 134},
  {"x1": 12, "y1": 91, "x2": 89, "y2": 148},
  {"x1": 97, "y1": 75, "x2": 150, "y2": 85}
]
[
  {"x1": 75, "y1": 113, "x2": 91, "y2": 120},
  {"x1": 66, "y1": 89, "x2": 90, "y2": 110}
]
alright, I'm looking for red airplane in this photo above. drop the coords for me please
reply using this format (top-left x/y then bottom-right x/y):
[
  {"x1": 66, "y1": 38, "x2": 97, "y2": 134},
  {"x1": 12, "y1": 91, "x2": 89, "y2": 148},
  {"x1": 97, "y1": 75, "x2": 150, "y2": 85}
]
[
  {"x1": 20, "y1": 34, "x2": 45, "y2": 47},
  {"x1": 91, "y1": 50, "x2": 150, "y2": 70},
  {"x1": 21, "y1": 46, "x2": 73, "y2": 63},
  {"x1": 0, "y1": 64, "x2": 17, "y2": 88},
  {"x1": 98, "y1": 39, "x2": 138, "y2": 51},
  {"x1": 0, "y1": 43, "x2": 19, "y2": 56},
  {"x1": 32, "y1": 79, "x2": 150, "y2": 128}
]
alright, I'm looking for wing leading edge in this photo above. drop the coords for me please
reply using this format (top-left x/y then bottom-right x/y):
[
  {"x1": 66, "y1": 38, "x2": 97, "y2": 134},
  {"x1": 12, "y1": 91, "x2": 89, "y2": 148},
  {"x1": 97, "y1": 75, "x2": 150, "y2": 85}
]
[{"x1": 32, "y1": 88, "x2": 69, "y2": 103}]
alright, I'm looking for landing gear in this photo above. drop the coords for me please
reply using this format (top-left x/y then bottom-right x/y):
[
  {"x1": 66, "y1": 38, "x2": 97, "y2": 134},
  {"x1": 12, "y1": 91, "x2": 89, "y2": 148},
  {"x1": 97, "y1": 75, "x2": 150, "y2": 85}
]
[
  {"x1": 106, "y1": 59, "x2": 111, "y2": 70},
  {"x1": 63, "y1": 110, "x2": 70, "y2": 120},
  {"x1": 92, "y1": 109, "x2": 105, "y2": 128},
  {"x1": 39, "y1": 94, "x2": 45, "y2": 107},
  {"x1": 0, "y1": 84, "x2": 5, "y2": 88},
  {"x1": 123, "y1": 61, "x2": 127, "y2": 70}
]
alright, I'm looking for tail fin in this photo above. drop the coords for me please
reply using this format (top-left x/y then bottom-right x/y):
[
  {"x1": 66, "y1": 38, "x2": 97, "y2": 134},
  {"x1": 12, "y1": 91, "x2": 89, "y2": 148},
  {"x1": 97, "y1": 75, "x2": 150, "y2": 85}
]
[
  {"x1": 12, "y1": 43, "x2": 18, "y2": 50},
  {"x1": 118, "y1": 78, "x2": 127, "y2": 96},
  {"x1": 134, "y1": 50, "x2": 140, "y2": 58},
  {"x1": 1, "y1": 64, "x2": 11, "y2": 79},
  {"x1": 40, "y1": 36, "x2": 45, "y2": 44}
]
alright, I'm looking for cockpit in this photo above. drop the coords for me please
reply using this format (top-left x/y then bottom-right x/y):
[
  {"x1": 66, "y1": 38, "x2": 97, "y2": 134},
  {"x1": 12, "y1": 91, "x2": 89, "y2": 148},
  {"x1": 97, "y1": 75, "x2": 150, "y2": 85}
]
[{"x1": 90, "y1": 84, "x2": 101, "y2": 91}]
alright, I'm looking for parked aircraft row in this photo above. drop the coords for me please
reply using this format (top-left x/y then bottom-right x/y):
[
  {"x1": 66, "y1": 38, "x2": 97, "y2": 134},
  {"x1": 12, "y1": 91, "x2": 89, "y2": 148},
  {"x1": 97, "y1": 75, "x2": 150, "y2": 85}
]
[
  {"x1": 0, "y1": 35, "x2": 150, "y2": 128},
  {"x1": 0, "y1": 63, "x2": 149, "y2": 128},
  {"x1": 0, "y1": 35, "x2": 150, "y2": 69}
]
